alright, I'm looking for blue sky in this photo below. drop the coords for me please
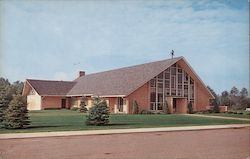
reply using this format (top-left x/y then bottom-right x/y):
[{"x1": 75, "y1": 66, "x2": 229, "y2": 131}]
[{"x1": 0, "y1": 0, "x2": 249, "y2": 94}]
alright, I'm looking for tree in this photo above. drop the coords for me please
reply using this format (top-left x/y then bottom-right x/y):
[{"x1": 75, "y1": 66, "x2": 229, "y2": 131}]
[
  {"x1": 207, "y1": 86, "x2": 219, "y2": 105},
  {"x1": 220, "y1": 91, "x2": 230, "y2": 106},
  {"x1": 163, "y1": 101, "x2": 169, "y2": 114},
  {"x1": 187, "y1": 101, "x2": 193, "y2": 114},
  {"x1": 229, "y1": 86, "x2": 240, "y2": 108},
  {"x1": 0, "y1": 91, "x2": 8, "y2": 127},
  {"x1": 3, "y1": 95, "x2": 30, "y2": 129},
  {"x1": 230, "y1": 86, "x2": 239, "y2": 96},
  {"x1": 240, "y1": 88, "x2": 248, "y2": 97},
  {"x1": 86, "y1": 97, "x2": 109, "y2": 126},
  {"x1": 79, "y1": 97, "x2": 88, "y2": 113},
  {"x1": 132, "y1": 100, "x2": 139, "y2": 114},
  {"x1": 212, "y1": 97, "x2": 220, "y2": 113}
]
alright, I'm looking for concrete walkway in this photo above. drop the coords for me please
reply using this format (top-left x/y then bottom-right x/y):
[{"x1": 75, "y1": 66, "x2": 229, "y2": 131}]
[
  {"x1": 0, "y1": 124, "x2": 249, "y2": 139},
  {"x1": 185, "y1": 114, "x2": 250, "y2": 121}
]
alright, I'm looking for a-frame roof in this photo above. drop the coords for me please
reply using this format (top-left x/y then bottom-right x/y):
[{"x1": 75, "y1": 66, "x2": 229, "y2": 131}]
[
  {"x1": 67, "y1": 57, "x2": 182, "y2": 96},
  {"x1": 23, "y1": 56, "x2": 214, "y2": 98}
]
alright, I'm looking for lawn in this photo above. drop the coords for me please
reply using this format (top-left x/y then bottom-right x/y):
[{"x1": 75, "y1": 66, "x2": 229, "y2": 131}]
[
  {"x1": 0, "y1": 110, "x2": 249, "y2": 134},
  {"x1": 204, "y1": 112, "x2": 250, "y2": 119}
]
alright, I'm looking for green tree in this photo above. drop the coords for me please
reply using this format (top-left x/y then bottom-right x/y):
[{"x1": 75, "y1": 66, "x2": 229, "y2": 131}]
[
  {"x1": 207, "y1": 86, "x2": 219, "y2": 106},
  {"x1": 212, "y1": 97, "x2": 220, "y2": 113},
  {"x1": 79, "y1": 97, "x2": 88, "y2": 113},
  {"x1": 132, "y1": 100, "x2": 139, "y2": 114},
  {"x1": 3, "y1": 95, "x2": 30, "y2": 129},
  {"x1": 220, "y1": 91, "x2": 230, "y2": 106},
  {"x1": 163, "y1": 101, "x2": 169, "y2": 114},
  {"x1": 240, "y1": 88, "x2": 248, "y2": 97},
  {"x1": 86, "y1": 97, "x2": 109, "y2": 126},
  {"x1": 187, "y1": 101, "x2": 193, "y2": 114},
  {"x1": 0, "y1": 91, "x2": 9, "y2": 127}
]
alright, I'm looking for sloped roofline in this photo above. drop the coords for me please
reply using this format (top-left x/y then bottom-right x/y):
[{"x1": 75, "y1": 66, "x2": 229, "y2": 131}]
[
  {"x1": 125, "y1": 56, "x2": 182, "y2": 96},
  {"x1": 180, "y1": 57, "x2": 215, "y2": 99},
  {"x1": 22, "y1": 80, "x2": 40, "y2": 96},
  {"x1": 126, "y1": 56, "x2": 215, "y2": 99},
  {"x1": 23, "y1": 56, "x2": 214, "y2": 99}
]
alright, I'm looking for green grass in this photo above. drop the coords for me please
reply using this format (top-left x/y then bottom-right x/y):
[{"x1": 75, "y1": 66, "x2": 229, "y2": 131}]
[
  {"x1": 0, "y1": 110, "x2": 249, "y2": 134},
  {"x1": 205, "y1": 112, "x2": 250, "y2": 119}
]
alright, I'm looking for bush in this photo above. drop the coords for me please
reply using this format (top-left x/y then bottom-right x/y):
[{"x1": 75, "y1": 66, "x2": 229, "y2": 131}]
[
  {"x1": 79, "y1": 97, "x2": 88, "y2": 113},
  {"x1": 86, "y1": 97, "x2": 109, "y2": 126},
  {"x1": 163, "y1": 101, "x2": 169, "y2": 114},
  {"x1": 3, "y1": 95, "x2": 30, "y2": 129},
  {"x1": 187, "y1": 101, "x2": 193, "y2": 114},
  {"x1": 140, "y1": 110, "x2": 153, "y2": 114},
  {"x1": 132, "y1": 100, "x2": 139, "y2": 114},
  {"x1": 70, "y1": 107, "x2": 79, "y2": 111}
]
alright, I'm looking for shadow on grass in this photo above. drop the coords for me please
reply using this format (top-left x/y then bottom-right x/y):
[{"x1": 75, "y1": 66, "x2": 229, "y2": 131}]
[{"x1": 26, "y1": 125, "x2": 63, "y2": 129}]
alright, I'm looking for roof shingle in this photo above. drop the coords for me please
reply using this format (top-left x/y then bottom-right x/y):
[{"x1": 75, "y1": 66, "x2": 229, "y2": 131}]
[
  {"x1": 67, "y1": 57, "x2": 182, "y2": 96},
  {"x1": 27, "y1": 80, "x2": 76, "y2": 96}
]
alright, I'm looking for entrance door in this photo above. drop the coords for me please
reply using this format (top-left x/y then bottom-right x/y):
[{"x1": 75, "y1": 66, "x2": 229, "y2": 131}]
[
  {"x1": 61, "y1": 99, "x2": 66, "y2": 109},
  {"x1": 173, "y1": 98, "x2": 177, "y2": 113}
]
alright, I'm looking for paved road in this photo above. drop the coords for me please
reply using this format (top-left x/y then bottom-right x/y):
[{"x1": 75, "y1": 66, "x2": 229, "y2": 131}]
[{"x1": 0, "y1": 128, "x2": 249, "y2": 159}]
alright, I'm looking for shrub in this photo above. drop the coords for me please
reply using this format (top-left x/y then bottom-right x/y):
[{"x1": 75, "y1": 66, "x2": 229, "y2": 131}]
[
  {"x1": 70, "y1": 107, "x2": 79, "y2": 111},
  {"x1": 86, "y1": 97, "x2": 109, "y2": 126},
  {"x1": 3, "y1": 95, "x2": 30, "y2": 129},
  {"x1": 163, "y1": 101, "x2": 169, "y2": 114},
  {"x1": 187, "y1": 101, "x2": 193, "y2": 114},
  {"x1": 132, "y1": 100, "x2": 139, "y2": 114},
  {"x1": 79, "y1": 97, "x2": 88, "y2": 113},
  {"x1": 140, "y1": 110, "x2": 153, "y2": 114}
]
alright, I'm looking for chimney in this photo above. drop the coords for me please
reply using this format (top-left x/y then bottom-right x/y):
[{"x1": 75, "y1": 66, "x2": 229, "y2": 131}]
[{"x1": 78, "y1": 71, "x2": 85, "y2": 77}]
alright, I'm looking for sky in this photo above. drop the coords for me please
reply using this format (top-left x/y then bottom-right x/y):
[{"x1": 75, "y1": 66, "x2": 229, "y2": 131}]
[{"x1": 0, "y1": 0, "x2": 249, "y2": 94}]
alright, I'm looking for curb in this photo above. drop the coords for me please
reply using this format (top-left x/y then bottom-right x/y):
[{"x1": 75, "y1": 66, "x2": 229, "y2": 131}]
[{"x1": 0, "y1": 124, "x2": 249, "y2": 139}]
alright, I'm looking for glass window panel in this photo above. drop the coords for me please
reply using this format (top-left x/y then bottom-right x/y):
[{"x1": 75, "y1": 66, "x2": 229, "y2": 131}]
[
  {"x1": 157, "y1": 103, "x2": 163, "y2": 110},
  {"x1": 165, "y1": 80, "x2": 170, "y2": 88},
  {"x1": 150, "y1": 92, "x2": 156, "y2": 102},
  {"x1": 158, "y1": 72, "x2": 163, "y2": 79},
  {"x1": 158, "y1": 93, "x2": 163, "y2": 102},
  {"x1": 150, "y1": 79, "x2": 156, "y2": 87},
  {"x1": 171, "y1": 76, "x2": 176, "y2": 88},
  {"x1": 171, "y1": 67, "x2": 176, "y2": 75}
]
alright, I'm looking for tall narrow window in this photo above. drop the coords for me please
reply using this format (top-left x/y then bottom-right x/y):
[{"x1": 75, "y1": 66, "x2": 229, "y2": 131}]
[{"x1": 118, "y1": 97, "x2": 124, "y2": 112}]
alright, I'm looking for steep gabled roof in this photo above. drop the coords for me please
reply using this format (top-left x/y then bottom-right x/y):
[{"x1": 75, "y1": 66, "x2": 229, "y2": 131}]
[
  {"x1": 23, "y1": 56, "x2": 214, "y2": 99},
  {"x1": 25, "y1": 79, "x2": 76, "y2": 96},
  {"x1": 67, "y1": 57, "x2": 182, "y2": 96}
]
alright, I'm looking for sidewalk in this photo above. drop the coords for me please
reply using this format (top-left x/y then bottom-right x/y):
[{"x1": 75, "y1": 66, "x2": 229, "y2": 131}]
[
  {"x1": 0, "y1": 124, "x2": 249, "y2": 139},
  {"x1": 185, "y1": 114, "x2": 250, "y2": 121}
]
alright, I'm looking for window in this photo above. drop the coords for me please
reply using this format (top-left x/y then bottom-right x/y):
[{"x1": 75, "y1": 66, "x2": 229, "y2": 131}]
[
  {"x1": 171, "y1": 76, "x2": 176, "y2": 88},
  {"x1": 171, "y1": 67, "x2": 176, "y2": 75},
  {"x1": 150, "y1": 92, "x2": 156, "y2": 102},
  {"x1": 158, "y1": 72, "x2": 163, "y2": 79},
  {"x1": 118, "y1": 97, "x2": 124, "y2": 112},
  {"x1": 150, "y1": 79, "x2": 156, "y2": 87},
  {"x1": 165, "y1": 80, "x2": 170, "y2": 88}
]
